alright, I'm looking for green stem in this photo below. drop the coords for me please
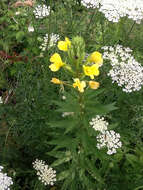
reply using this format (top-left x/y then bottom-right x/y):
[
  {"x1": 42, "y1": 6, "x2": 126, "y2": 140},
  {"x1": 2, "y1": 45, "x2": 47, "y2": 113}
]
[
  {"x1": 85, "y1": 9, "x2": 97, "y2": 35},
  {"x1": 2, "y1": 125, "x2": 13, "y2": 162},
  {"x1": 126, "y1": 21, "x2": 136, "y2": 40},
  {"x1": 101, "y1": 21, "x2": 105, "y2": 44},
  {"x1": 47, "y1": 0, "x2": 52, "y2": 48},
  {"x1": 78, "y1": 92, "x2": 85, "y2": 127}
]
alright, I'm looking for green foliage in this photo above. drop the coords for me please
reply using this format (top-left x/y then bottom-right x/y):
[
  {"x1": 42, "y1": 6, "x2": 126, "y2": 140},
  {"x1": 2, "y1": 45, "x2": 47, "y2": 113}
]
[{"x1": 0, "y1": 0, "x2": 143, "y2": 189}]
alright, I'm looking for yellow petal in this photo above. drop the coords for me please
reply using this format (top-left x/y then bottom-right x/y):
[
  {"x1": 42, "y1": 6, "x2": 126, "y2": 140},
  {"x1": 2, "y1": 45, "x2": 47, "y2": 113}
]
[
  {"x1": 58, "y1": 41, "x2": 68, "y2": 51},
  {"x1": 91, "y1": 64, "x2": 100, "y2": 76},
  {"x1": 65, "y1": 37, "x2": 71, "y2": 47},
  {"x1": 49, "y1": 63, "x2": 60, "y2": 72},
  {"x1": 89, "y1": 51, "x2": 103, "y2": 65},
  {"x1": 50, "y1": 53, "x2": 62, "y2": 64},
  {"x1": 83, "y1": 64, "x2": 99, "y2": 78},
  {"x1": 49, "y1": 53, "x2": 64, "y2": 72},
  {"x1": 57, "y1": 37, "x2": 71, "y2": 51},
  {"x1": 89, "y1": 81, "x2": 100, "y2": 89},
  {"x1": 73, "y1": 78, "x2": 86, "y2": 93}
]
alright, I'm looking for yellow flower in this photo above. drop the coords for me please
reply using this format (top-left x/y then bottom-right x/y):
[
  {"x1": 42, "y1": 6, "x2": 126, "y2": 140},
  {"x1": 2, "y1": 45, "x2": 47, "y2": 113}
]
[
  {"x1": 89, "y1": 51, "x2": 103, "y2": 65},
  {"x1": 89, "y1": 81, "x2": 100, "y2": 89},
  {"x1": 73, "y1": 78, "x2": 86, "y2": 93},
  {"x1": 49, "y1": 53, "x2": 64, "y2": 72},
  {"x1": 58, "y1": 37, "x2": 71, "y2": 51},
  {"x1": 51, "y1": 78, "x2": 63, "y2": 84},
  {"x1": 83, "y1": 64, "x2": 99, "y2": 79}
]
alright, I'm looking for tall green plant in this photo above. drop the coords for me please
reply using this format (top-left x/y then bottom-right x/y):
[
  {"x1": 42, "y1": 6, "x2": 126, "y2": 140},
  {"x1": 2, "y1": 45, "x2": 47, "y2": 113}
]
[{"x1": 47, "y1": 36, "x2": 119, "y2": 190}]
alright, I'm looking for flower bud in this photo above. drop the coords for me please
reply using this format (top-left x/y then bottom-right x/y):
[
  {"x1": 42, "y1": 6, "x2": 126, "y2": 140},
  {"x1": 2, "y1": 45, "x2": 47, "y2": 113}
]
[
  {"x1": 68, "y1": 36, "x2": 85, "y2": 67},
  {"x1": 51, "y1": 78, "x2": 62, "y2": 84},
  {"x1": 89, "y1": 81, "x2": 100, "y2": 89}
]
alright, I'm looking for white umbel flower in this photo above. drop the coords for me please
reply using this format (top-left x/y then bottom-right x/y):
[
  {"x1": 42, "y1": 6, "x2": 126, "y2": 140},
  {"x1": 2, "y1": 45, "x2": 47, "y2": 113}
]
[
  {"x1": 90, "y1": 115, "x2": 108, "y2": 133},
  {"x1": 82, "y1": 0, "x2": 143, "y2": 24},
  {"x1": 33, "y1": 4, "x2": 50, "y2": 19},
  {"x1": 97, "y1": 130, "x2": 122, "y2": 155},
  {"x1": 0, "y1": 166, "x2": 13, "y2": 190},
  {"x1": 39, "y1": 33, "x2": 60, "y2": 52},
  {"x1": 33, "y1": 159, "x2": 56, "y2": 186},
  {"x1": 102, "y1": 45, "x2": 143, "y2": 93}
]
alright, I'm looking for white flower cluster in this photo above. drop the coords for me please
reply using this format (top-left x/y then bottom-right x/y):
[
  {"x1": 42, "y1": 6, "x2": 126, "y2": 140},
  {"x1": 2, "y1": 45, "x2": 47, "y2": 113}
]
[
  {"x1": 81, "y1": 0, "x2": 143, "y2": 23},
  {"x1": 39, "y1": 34, "x2": 60, "y2": 52},
  {"x1": 97, "y1": 130, "x2": 122, "y2": 155},
  {"x1": 33, "y1": 159, "x2": 56, "y2": 186},
  {"x1": 89, "y1": 115, "x2": 122, "y2": 154},
  {"x1": 0, "y1": 166, "x2": 13, "y2": 190},
  {"x1": 102, "y1": 45, "x2": 143, "y2": 93},
  {"x1": 124, "y1": 0, "x2": 143, "y2": 24},
  {"x1": 33, "y1": 4, "x2": 50, "y2": 19},
  {"x1": 99, "y1": 0, "x2": 126, "y2": 23},
  {"x1": 89, "y1": 115, "x2": 108, "y2": 133}
]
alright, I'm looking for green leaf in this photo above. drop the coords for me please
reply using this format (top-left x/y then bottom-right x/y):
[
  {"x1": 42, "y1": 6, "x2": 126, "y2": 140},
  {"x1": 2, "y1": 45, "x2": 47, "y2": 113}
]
[
  {"x1": 57, "y1": 170, "x2": 70, "y2": 181},
  {"x1": 85, "y1": 158, "x2": 103, "y2": 183},
  {"x1": 16, "y1": 31, "x2": 25, "y2": 41},
  {"x1": 84, "y1": 88, "x2": 105, "y2": 99},
  {"x1": 51, "y1": 156, "x2": 71, "y2": 167},
  {"x1": 47, "y1": 150, "x2": 65, "y2": 158},
  {"x1": 78, "y1": 129, "x2": 99, "y2": 155},
  {"x1": 48, "y1": 137, "x2": 78, "y2": 150},
  {"x1": 53, "y1": 100, "x2": 80, "y2": 113},
  {"x1": 85, "y1": 102, "x2": 118, "y2": 115},
  {"x1": 126, "y1": 154, "x2": 138, "y2": 167}
]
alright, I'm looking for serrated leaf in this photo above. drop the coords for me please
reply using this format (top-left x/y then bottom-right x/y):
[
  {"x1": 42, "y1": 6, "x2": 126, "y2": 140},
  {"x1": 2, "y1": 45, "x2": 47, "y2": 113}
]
[
  {"x1": 84, "y1": 88, "x2": 105, "y2": 99},
  {"x1": 53, "y1": 100, "x2": 79, "y2": 113},
  {"x1": 86, "y1": 102, "x2": 117, "y2": 115},
  {"x1": 48, "y1": 137, "x2": 78, "y2": 150},
  {"x1": 48, "y1": 119, "x2": 77, "y2": 134}
]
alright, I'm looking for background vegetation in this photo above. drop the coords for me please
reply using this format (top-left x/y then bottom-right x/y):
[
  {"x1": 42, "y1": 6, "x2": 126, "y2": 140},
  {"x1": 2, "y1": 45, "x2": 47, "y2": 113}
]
[{"x1": 0, "y1": 0, "x2": 143, "y2": 189}]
